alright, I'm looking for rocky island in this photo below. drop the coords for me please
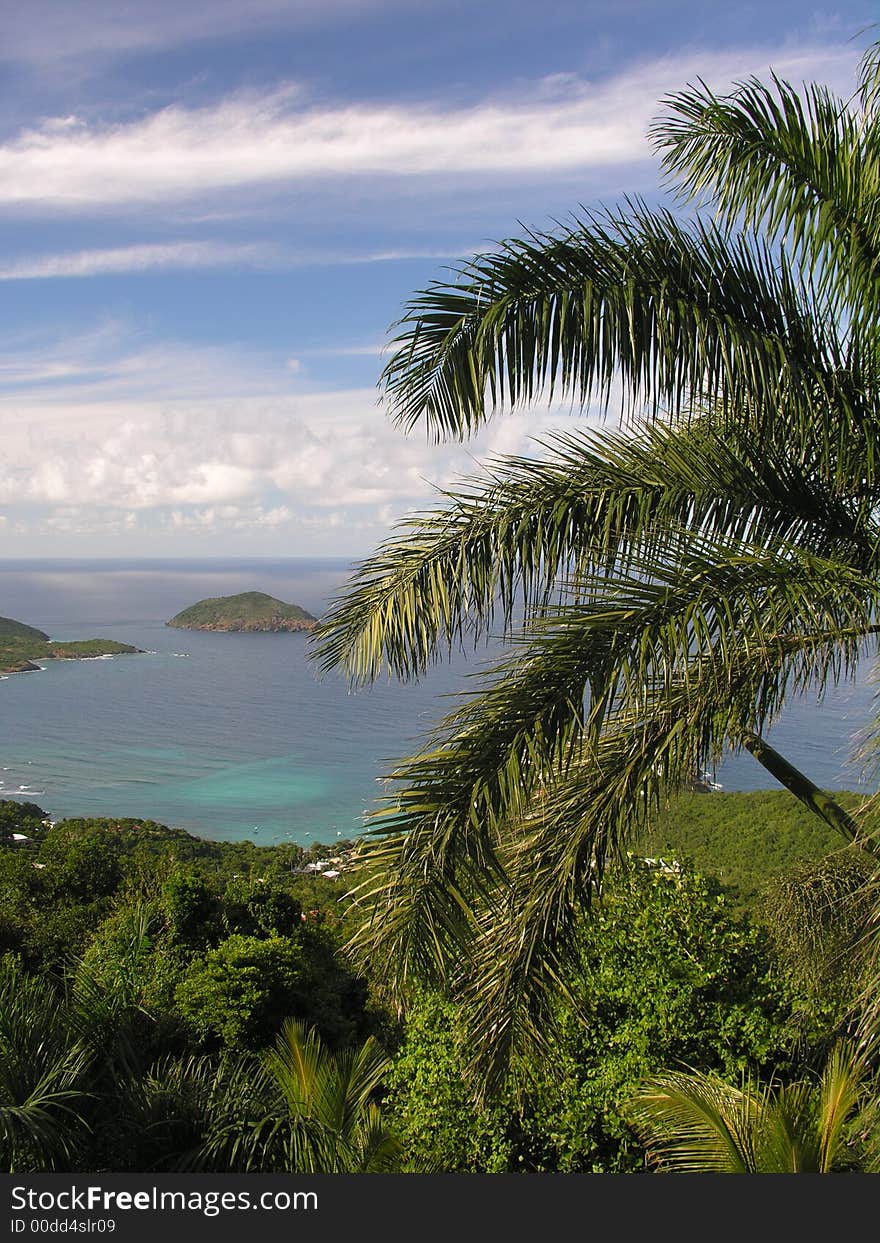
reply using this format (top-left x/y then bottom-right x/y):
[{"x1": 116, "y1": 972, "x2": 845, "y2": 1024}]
[
  {"x1": 0, "y1": 616, "x2": 143, "y2": 675},
  {"x1": 166, "y1": 591, "x2": 318, "y2": 633}
]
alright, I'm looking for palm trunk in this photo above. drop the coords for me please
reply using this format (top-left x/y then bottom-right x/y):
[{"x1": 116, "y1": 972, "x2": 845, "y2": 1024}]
[{"x1": 740, "y1": 731, "x2": 870, "y2": 850}]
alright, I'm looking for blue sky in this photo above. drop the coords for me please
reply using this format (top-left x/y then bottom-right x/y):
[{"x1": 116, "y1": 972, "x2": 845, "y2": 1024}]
[{"x1": 0, "y1": 0, "x2": 873, "y2": 557}]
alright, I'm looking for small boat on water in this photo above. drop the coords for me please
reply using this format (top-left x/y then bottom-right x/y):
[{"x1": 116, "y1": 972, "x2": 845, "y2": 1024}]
[{"x1": 690, "y1": 770, "x2": 723, "y2": 793}]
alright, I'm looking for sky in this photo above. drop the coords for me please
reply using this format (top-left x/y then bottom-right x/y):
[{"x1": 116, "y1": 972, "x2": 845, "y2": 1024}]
[{"x1": 0, "y1": 0, "x2": 874, "y2": 558}]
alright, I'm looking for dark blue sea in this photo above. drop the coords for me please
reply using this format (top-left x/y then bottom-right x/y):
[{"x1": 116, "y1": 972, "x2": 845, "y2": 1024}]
[{"x1": 0, "y1": 558, "x2": 876, "y2": 847}]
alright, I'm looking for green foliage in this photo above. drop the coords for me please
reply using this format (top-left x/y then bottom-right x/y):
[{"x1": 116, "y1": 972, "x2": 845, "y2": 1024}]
[
  {"x1": 0, "y1": 617, "x2": 48, "y2": 642},
  {"x1": 161, "y1": 871, "x2": 222, "y2": 947},
  {"x1": 640, "y1": 789, "x2": 866, "y2": 909},
  {"x1": 627, "y1": 1041, "x2": 872, "y2": 1172},
  {"x1": 47, "y1": 640, "x2": 139, "y2": 658},
  {"x1": 192, "y1": 1019, "x2": 401, "y2": 1173},
  {"x1": 0, "y1": 849, "x2": 36, "y2": 954},
  {"x1": 0, "y1": 800, "x2": 49, "y2": 844},
  {"x1": 220, "y1": 876, "x2": 302, "y2": 938},
  {"x1": 174, "y1": 933, "x2": 337, "y2": 1052},
  {"x1": 529, "y1": 858, "x2": 796, "y2": 1171},
  {"x1": 11, "y1": 791, "x2": 869, "y2": 1175},
  {"x1": 0, "y1": 810, "x2": 383, "y2": 1173},
  {"x1": 385, "y1": 993, "x2": 515, "y2": 1172},
  {"x1": 174, "y1": 932, "x2": 299, "y2": 1051},
  {"x1": 38, "y1": 827, "x2": 122, "y2": 903},
  {"x1": 0, "y1": 813, "x2": 358, "y2": 969},
  {"x1": 119, "y1": 1053, "x2": 234, "y2": 1172},
  {"x1": 4, "y1": 822, "x2": 125, "y2": 968},
  {"x1": 0, "y1": 957, "x2": 89, "y2": 1172},
  {"x1": 79, "y1": 903, "x2": 181, "y2": 1030},
  {"x1": 388, "y1": 858, "x2": 797, "y2": 1172},
  {"x1": 756, "y1": 849, "x2": 876, "y2": 1040},
  {"x1": 0, "y1": 792, "x2": 873, "y2": 1173}
]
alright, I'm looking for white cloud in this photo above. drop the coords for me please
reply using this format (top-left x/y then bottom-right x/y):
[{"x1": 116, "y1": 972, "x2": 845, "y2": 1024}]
[
  {"x1": 0, "y1": 319, "x2": 591, "y2": 532},
  {"x1": 0, "y1": 241, "x2": 276, "y2": 279},
  {"x1": 0, "y1": 319, "x2": 137, "y2": 385},
  {"x1": 0, "y1": 387, "x2": 594, "y2": 523},
  {"x1": 0, "y1": 321, "x2": 295, "y2": 404},
  {"x1": 0, "y1": 242, "x2": 479, "y2": 281},
  {"x1": 165, "y1": 503, "x2": 295, "y2": 532},
  {"x1": 0, "y1": 45, "x2": 859, "y2": 210},
  {"x1": 0, "y1": 242, "x2": 478, "y2": 281}
]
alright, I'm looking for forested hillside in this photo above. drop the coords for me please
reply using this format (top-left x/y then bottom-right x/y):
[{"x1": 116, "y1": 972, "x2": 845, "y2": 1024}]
[{"x1": 1, "y1": 789, "x2": 872, "y2": 1173}]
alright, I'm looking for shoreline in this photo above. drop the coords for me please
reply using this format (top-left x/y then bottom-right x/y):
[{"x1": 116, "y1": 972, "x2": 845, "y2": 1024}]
[{"x1": 0, "y1": 645, "x2": 144, "y2": 677}]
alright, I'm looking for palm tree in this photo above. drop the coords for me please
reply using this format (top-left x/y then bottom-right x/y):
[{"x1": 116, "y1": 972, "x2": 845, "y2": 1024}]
[
  {"x1": 626, "y1": 1041, "x2": 871, "y2": 1173},
  {"x1": 114, "y1": 1052, "x2": 227, "y2": 1171},
  {"x1": 312, "y1": 42, "x2": 880, "y2": 1086},
  {"x1": 0, "y1": 958, "x2": 90, "y2": 1172},
  {"x1": 192, "y1": 1018, "x2": 401, "y2": 1173}
]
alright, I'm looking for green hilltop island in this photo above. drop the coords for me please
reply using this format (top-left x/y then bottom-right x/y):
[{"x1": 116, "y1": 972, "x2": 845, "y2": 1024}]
[
  {"x1": 0, "y1": 616, "x2": 142, "y2": 676},
  {"x1": 166, "y1": 591, "x2": 318, "y2": 633}
]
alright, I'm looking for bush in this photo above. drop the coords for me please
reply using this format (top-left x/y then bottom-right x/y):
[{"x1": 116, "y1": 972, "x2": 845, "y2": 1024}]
[{"x1": 387, "y1": 857, "x2": 797, "y2": 1172}]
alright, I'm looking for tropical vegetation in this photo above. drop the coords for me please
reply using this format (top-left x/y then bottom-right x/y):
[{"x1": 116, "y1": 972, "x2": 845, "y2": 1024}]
[
  {"x1": 627, "y1": 1041, "x2": 871, "y2": 1173},
  {"x1": 0, "y1": 790, "x2": 846, "y2": 1172},
  {"x1": 0, "y1": 802, "x2": 391, "y2": 1171},
  {"x1": 1, "y1": 784, "x2": 878, "y2": 1171},
  {"x1": 10, "y1": 38, "x2": 880, "y2": 1176}
]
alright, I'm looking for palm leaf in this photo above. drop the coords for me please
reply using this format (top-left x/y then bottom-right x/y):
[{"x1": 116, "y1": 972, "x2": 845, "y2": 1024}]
[
  {"x1": 380, "y1": 205, "x2": 841, "y2": 443},
  {"x1": 313, "y1": 410, "x2": 880, "y2": 684},
  {"x1": 653, "y1": 71, "x2": 880, "y2": 308},
  {"x1": 628, "y1": 1042, "x2": 868, "y2": 1172}
]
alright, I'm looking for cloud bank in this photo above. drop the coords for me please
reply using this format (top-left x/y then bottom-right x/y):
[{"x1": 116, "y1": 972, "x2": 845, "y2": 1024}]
[
  {"x1": 0, "y1": 322, "x2": 592, "y2": 550},
  {"x1": 0, "y1": 46, "x2": 858, "y2": 210}
]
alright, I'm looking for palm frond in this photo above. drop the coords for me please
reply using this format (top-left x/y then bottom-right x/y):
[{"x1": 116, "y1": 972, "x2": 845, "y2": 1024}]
[
  {"x1": 0, "y1": 960, "x2": 90, "y2": 1171},
  {"x1": 343, "y1": 540, "x2": 880, "y2": 1085},
  {"x1": 652, "y1": 71, "x2": 880, "y2": 307},
  {"x1": 815, "y1": 1040, "x2": 868, "y2": 1171},
  {"x1": 628, "y1": 1042, "x2": 868, "y2": 1172},
  {"x1": 627, "y1": 1069, "x2": 758, "y2": 1172},
  {"x1": 379, "y1": 204, "x2": 840, "y2": 441},
  {"x1": 313, "y1": 412, "x2": 880, "y2": 684},
  {"x1": 193, "y1": 1020, "x2": 398, "y2": 1173},
  {"x1": 313, "y1": 37, "x2": 880, "y2": 1101}
]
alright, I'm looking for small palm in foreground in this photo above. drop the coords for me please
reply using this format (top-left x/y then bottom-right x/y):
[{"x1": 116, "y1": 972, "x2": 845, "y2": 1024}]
[
  {"x1": 0, "y1": 959, "x2": 89, "y2": 1172},
  {"x1": 627, "y1": 1042, "x2": 870, "y2": 1173},
  {"x1": 196, "y1": 1019, "x2": 400, "y2": 1173}
]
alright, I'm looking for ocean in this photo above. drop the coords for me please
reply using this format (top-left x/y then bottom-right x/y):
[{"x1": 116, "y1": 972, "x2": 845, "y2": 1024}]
[{"x1": 0, "y1": 557, "x2": 877, "y2": 847}]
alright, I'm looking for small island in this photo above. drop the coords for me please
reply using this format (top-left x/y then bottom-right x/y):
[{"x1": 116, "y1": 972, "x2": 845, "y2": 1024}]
[
  {"x1": 0, "y1": 616, "x2": 143, "y2": 675},
  {"x1": 166, "y1": 591, "x2": 318, "y2": 633}
]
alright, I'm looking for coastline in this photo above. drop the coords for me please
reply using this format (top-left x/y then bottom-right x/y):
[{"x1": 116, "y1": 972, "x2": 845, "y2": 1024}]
[{"x1": 0, "y1": 642, "x2": 144, "y2": 677}]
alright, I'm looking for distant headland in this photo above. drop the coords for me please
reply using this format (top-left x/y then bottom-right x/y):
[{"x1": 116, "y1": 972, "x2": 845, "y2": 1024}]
[
  {"x1": 0, "y1": 615, "x2": 143, "y2": 676},
  {"x1": 166, "y1": 591, "x2": 318, "y2": 633}
]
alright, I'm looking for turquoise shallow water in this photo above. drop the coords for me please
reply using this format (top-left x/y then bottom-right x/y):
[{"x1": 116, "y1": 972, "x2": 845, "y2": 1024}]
[{"x1": 0, "y1": 558, "x2": 877, "y2": 846}]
